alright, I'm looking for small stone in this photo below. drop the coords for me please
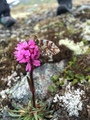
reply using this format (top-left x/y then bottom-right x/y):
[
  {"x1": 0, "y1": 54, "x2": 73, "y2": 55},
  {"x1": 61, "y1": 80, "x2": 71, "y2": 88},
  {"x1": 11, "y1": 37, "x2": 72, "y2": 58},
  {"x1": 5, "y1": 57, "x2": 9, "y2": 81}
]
[
  {"x1": 11, "y1": 34, "x2": 17, "y2": 38},
  {"x1": 83, "y1": 35, "x2": 90, "y2": 41}
]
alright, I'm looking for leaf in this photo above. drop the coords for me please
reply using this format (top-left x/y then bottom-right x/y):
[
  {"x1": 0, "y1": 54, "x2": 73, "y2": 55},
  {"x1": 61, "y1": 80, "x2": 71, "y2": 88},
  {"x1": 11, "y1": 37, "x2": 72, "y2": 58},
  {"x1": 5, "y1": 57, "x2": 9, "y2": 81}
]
[
  {"x1": 82, "y1": 38, "x2": 88, "y2": 45},
  {"x1": 48, "y1": 85, "x2": 56, "y2": 93},
  {"x1": 24, "y1": 116, "x2": 31, "y2": 120},
  {"x1": 32, "y1": 117, "x2": 35, "y2": 120},
  {"x1": 37, "y1": 114, "x2": 43, "y2": 120},
  {"x1": 51, "y1": 75, "x2": 59, "y2": 82},
  {"x1": 59, "y1": 80, "x2": 64, "y2": 86},
  {"x1": 86, "y1": 75, "x2": 90, "y2": 80},
  {"x1": 75, "y1": 74, "x2": 84, "y2": 81},
  {"x1": 33, "y1": 112, "x2": 38, "y2": 120},
  {"x1": 72, "y1": 56, "x2": 77, "y2": 63},
  {"x1": 71, "y1": 79, "x2": 78, "y2": 85},
  {"x1": 69, "y1": 61, "x2": 74, "y2": 67},
  {"x1": 56, "y1": 81, "x2": 60, "y2": 85},
  {"x1": 85, "y1": 67, "x2": 90, "y2": 72},
  {"x1": 8, "y1": 112, "x2": 21, "y2": 117},
  {"x1": 67, "y1": 71, "x2": 74, "y2": 80},
  {"x1": 69, "y1": 57, "x2": 77, "y2": 67},
  {"x1": 45, "y1": 115, "x2": 53, "y2": 119},
  {"x1": 68, "y1": 71, "x2": 74, "y2": 77}
]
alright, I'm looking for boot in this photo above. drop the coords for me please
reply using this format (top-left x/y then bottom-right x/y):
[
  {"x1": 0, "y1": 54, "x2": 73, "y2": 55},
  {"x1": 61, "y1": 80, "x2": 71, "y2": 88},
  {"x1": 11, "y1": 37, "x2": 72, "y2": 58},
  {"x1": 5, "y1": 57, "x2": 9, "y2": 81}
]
[
  {"x1": 57, "y1": 0, "x2": 72, "y2": 15},
  {"x1": 0, "y1": 16, "x2": 16, "y2": 27},
  {"x1": 0, "y1": 0, "x2": 16, "y2": 27}
]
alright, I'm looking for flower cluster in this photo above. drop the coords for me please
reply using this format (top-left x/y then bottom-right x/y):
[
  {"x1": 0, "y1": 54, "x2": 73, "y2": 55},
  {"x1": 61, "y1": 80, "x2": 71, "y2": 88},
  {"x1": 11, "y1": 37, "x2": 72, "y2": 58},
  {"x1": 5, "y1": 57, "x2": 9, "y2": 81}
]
[{"x1": 14, "y1": 40, "x2": 40, "y2": 71}]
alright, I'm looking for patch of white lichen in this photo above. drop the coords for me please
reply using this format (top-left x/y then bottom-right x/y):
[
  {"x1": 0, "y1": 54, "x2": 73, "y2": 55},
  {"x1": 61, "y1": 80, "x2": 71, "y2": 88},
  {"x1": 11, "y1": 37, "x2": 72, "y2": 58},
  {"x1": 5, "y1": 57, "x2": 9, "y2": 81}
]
[{"x1": 59, "y1": 38, "x2": 89, "y2": 55}]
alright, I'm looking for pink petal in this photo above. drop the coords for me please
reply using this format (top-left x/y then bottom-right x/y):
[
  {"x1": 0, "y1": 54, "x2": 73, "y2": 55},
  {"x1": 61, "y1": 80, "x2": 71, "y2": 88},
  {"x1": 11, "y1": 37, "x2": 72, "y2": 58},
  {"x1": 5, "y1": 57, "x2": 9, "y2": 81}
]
[
  {"x1": 33, "y1": 60, "x2": 40, "y2": 67},
  {"x1": 26, "y1": 63, "x2": 31, "y2": 71}
]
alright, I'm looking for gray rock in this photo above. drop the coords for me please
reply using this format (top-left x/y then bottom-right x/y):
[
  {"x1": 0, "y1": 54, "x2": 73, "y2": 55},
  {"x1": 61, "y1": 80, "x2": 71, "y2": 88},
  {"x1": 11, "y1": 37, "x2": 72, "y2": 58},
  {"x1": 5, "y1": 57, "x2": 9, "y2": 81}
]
[
  {"x1": 9, "y1": 60, "x2": 66, "y2": 103},
  {"x1": 83, "y1": 35, "x2": 90, "y2": 41}
]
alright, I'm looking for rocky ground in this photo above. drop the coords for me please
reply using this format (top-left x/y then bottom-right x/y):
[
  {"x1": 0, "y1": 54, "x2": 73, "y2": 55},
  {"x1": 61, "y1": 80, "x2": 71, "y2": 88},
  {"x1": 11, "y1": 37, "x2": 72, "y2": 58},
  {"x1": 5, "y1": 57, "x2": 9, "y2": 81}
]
[{"x1": 0, "y1": 1, "x2": 90, "y2": 120}]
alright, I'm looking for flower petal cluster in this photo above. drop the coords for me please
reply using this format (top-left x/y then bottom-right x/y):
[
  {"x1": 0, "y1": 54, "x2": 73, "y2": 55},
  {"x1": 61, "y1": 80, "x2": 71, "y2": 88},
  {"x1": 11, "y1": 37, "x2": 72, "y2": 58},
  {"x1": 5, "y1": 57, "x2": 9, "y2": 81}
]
[{"x1": 14, "y1": 40, "x2": 40, "y2": 71}]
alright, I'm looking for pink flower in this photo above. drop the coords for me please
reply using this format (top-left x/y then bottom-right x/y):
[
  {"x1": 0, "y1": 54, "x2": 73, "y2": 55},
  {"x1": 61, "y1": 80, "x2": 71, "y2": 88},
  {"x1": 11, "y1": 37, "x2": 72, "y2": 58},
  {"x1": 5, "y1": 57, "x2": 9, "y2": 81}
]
[{"x1": 14, "y1": 40, "x2": 40, "y2": 71}]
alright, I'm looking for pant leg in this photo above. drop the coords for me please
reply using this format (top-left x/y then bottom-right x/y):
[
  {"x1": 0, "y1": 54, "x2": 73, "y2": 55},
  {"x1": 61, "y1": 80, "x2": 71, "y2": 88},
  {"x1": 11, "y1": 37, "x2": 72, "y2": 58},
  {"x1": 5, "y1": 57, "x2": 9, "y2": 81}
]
[
  {"x1": 57, "y1": 0, "x2": 72, "y2": 9},
  {"x1": 0, "y1": 0, "x2": 10, "y2": 16}
]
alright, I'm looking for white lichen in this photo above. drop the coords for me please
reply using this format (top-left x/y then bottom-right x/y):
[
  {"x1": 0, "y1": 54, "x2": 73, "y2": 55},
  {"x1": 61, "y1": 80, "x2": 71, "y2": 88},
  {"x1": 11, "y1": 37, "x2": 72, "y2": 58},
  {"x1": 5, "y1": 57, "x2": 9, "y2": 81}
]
[
  {"x1": 0, "y1": 88, "x2": 9, "y2": 99},
  {"x1": 80, "y1": 20, "x2": 90, "y2": 41},
  {"x1": 53, "y1": 84, "x2": 84, "y2": 117},
  {"x1": 6, "y1": 71, "x2": 20, "y2": 87},
  {"x1": 83, "y1": 26, "x2": 90, "y2": 35},
  {"x1": 59, "y1": 38, "x2": 89, "y2": 54}
]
